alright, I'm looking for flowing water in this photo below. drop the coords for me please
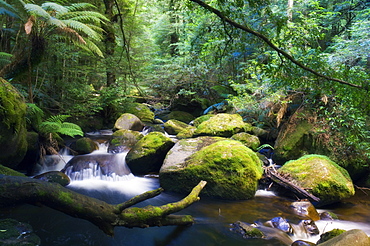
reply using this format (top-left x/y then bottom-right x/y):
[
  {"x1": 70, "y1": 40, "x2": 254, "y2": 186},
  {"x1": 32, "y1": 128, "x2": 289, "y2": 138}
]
[{"x1": 2, "y1": 137, "x2": 370, "y2": 246}]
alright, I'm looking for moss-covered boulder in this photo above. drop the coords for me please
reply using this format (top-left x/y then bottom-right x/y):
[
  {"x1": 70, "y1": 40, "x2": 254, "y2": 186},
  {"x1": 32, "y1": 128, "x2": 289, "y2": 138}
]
[
  {"x1": 316, "y1": 229, "x2": 346, "y2": 244},
  {"x1": 163, "y1": 119, "x2": 189, "y2": 135},
  {"x1": 160, "y1": 139, "x2": 263, "y2": 200},
  {"x1": 108, "y1": 129, "x2": 143, "y2": 153},
  {"x1": 73, "y1": 137, "x2": 98, "y2": 154},
  {"x1": 0, "y1": 164, "x2": 26, "y2": 176},
  {"x1": 124, "y1": 103, "x2": 154, "y2": 123},
  {"x1": 278, "y1": 155, "x2": 355, "y2": 206},
  {"x1": 231, "y1": 132, "x2": 260, "y2": 151},
  {"x1": 126, "y1": 132, "x2": 175, "y2": 175},
  {"x1": 192, "y1": 114, "x2": 214, "y2": 127},
  {"x1": 160, "y1": 136, "x2": 227, "y2": 172},
  {"x1": 114, "y1": 113, "x2": 144, "y2": 131},
  {"x1": 0, "y1": 219, "x2": 41, "y2": 246},
  {"x1": 194, "y1": 113, "x2": 252, "y2": 137},
  {"x1": 160, "y1": 110, "x2": 195, "y2": 124},
  {"x1": 317, "y1": 229, "x2": 370, "y2": 246},
  {"x1": 177, "y1": 126, "x2": 196, "y2": 139},
  {"x1": 0, "y1": 79, "x2": 28, "y2": 168}
]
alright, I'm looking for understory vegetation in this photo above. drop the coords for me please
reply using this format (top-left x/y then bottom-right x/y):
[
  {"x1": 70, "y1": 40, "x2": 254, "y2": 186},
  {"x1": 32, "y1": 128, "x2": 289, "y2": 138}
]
[{"x1": 1, "y1": 0, "x2": 369, "y2": 162}]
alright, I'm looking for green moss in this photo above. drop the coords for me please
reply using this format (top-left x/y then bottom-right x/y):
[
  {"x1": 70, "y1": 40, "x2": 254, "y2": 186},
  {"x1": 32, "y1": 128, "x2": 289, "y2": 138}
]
[
  {"x1": 75, "y1": 137, "x2": 98, "y2": 154},
  {"x1": 280, "y1": 155, "x2": 355, "y2": 203},
  {"x1": 124, "y1": 103, "x2": 154, "y2": 123},
  {"x1": 161, "y1": 140, "x2": 263, "y2": 200},
  {"x1": 0, "y1": 219, "x2": 40, "y2": 245},
  {"x1": 0, "y1": 79, "x2": 28, "y2": 168},
  {"x1": 59, "y1": 191, "x2": 73, "y2": 204},
  {"x1": 0, "y1": 164, "x2": 26, "y2": 176},
  {"x1": 316, "y1": 229, "x2": 346, "y2": 244},
  {"x1": 192, "y1": 114, "x2": 214, "y2": 127},
  {"x1": 164, "y1": 119, "x2": 189, "y2": 135},
  {"x1": 177, "y1": 126, "x2": 196, "y2": 139}
]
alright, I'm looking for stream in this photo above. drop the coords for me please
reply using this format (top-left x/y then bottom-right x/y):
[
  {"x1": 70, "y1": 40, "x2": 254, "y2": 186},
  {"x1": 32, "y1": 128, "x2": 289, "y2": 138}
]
[{"x1": 1, "y1": 136, "x2": 370, "y2": 246}]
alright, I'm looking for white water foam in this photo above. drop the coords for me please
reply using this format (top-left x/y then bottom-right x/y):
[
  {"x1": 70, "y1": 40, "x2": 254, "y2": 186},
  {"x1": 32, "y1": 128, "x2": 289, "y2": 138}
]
[{"x1": 254, "y1": 189, "x2": 277, "y2": 197}]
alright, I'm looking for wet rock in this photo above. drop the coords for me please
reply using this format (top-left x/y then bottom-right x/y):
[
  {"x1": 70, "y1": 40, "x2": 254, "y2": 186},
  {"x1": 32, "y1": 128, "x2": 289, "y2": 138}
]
[
  {"x1": 230, "y1": 221, "x2": 264, "y2": 239},
  {"x1": 291, "y1": 240, "x2": 315, "y2": 246},
  {"x1": 114, "y1": 113, "x2": 144, "y2": 131},
  {"x1": 298, "y1": 219, "x2": 319, "y2": 235},
  {"x1": 73, "y1": 137, "x2": 98, "y2": 154},
  {"x1": 62, "y1": 154, "x2": 131, "y2": 178},
  {"x1": 316, "y1": 228, "x2": 346, "y2": 244},
  {"x1": 265, "y1": 217, "x2": 292, "y2": 234},
  {"x1": 163, "y1": 119, "x2": 189, "y2": 135},
  {"x1": 278, "y1": 155, "x2": 355, "y2": 206},
  {"x1": 194, "y1": 113, "x2": 252, "y2": 137},
  {"x1": 126, "y1": 132, "x2": 174, "y2": 175},
  {"x1": 317, "y1": 229, "x2": 370, "y2": 246},
  {"x1": 0, "y1": 164, "x2": 26, "y2": 177},
  {"x1": 160, "y1": 139, "x2": 263, "y2": 200},
  {"x1": 33, "y1": 171, "x2": 70, "y2": 186},
  {"x1": 290, "y1": 200, "x2": 320, "y2": 221},
  {"x1": 108, "y1": 129, "x2": 143, "y2": 152},
  {"x1": 319, "y1": 211, "x2": 338, "y2": 220},
  {"x1": 0, "y1": 218, "x2": 41, "y2": 246}
]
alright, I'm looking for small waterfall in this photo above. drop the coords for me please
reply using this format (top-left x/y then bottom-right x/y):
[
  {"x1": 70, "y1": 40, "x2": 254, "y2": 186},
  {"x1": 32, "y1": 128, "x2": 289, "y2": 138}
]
[{"x1": 34, "y1": 147, "x2": 73, "y2": 175}]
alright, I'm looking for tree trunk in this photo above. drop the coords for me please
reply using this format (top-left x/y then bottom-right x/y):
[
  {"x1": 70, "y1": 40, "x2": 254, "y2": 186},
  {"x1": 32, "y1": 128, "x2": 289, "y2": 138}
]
[{"x1": 0, "y1": 175, "x2": 206, "y2": 236}]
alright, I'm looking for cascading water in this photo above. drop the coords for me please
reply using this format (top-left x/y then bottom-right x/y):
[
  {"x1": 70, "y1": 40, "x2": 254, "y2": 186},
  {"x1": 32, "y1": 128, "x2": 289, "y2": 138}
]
[{"x1": 9, "y1": 132, "x2": 370, "y2": 245}]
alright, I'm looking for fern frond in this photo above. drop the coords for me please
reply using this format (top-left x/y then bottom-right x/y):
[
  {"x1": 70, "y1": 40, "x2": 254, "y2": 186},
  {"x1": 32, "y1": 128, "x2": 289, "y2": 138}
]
[
  {"x1": 24, "y1": 3, "x2": 51, "y2": 20},
  {"x1": 66, "y1": 3, "x2": 97, "y2": 11},
  {"x1": 62, "y1": 19, "x2": 102, "y2": 40},
  {"x1": 56, "y1": 26, "x2": 86, "y2": 44},
  {"x1": 39, "y1": 121, "x2": 61, "y2": 134},
  {"x1": 59, "y1": 122, "x2": 84, "y2": 137},
  {"x1": 73, "y1": 38, "x2": 104, "y2": 57},
  {"x1": 46, "y1": 114, "x2": 71, "y2": 123},
  {"x1": 0, "y1": 52, "x2": 12, "y2": 67},
  {"x1": 0, "y1": 0, "x2": 22, "y2": 19},
  {"x1": 41, "y1": 2, "x2": 68, "y2": 15},
  {"x1": 60, "y1": 11, "x2": 109, "y2": 23}
]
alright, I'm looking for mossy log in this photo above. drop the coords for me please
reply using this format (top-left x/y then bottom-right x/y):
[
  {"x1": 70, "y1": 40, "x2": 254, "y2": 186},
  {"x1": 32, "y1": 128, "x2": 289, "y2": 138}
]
[{"x1": 0, "y1": 174, "x2": 206, "y2": 236}]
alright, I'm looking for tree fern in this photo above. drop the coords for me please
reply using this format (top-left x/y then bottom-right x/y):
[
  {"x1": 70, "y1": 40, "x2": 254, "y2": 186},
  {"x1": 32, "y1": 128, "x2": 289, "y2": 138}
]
[{"x1": 0, "y1": 52, "x2": 12, "y2": 67}]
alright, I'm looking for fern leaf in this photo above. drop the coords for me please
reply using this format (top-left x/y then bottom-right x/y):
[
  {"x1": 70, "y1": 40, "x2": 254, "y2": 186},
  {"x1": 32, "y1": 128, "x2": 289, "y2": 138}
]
[
  {"x1": 59, "y1": 122, "x2": 83, "y2": 137},
  {"x1": 41, "y1": 2, "x2": 68, "y2": 15},
  {"x1": 62, "y1": 19, "x2": 102, "y2": 41},
  {"x1": 24, "y1": 3, "x2": 51, "y2": 20},
  {"x1": 59, "y1": 11, "x2": 109, "y2": 23},
  {"x1": 39, "y1": 121, "x2": 61, "y2": 134},
  {"x1": 66, "y1": 3, "x2": 97, "y2": 11},
  {"x1": 0, "y1": 0, "x2": 22, "y2": 19},
  {"x1": 0, "y1": 52, "x2": 12, "y2": 67},
  {"x1": 46, "y1": 115, "x2": 71, "y2": 123},
  {"x1": 72, "y1": 38, "x2": 104, "y2": 57}
]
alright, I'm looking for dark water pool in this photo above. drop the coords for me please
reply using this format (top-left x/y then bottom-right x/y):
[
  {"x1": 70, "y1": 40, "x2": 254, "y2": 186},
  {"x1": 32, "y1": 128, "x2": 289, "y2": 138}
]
[{"x1": 1, "y1": 177, "x2": 370, "y2": 246}]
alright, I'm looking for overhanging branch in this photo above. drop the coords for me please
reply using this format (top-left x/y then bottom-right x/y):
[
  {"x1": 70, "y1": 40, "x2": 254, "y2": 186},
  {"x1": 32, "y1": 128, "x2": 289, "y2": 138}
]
[{"x1": 189, "y1": 0, "x2": 367, "y2": 90}]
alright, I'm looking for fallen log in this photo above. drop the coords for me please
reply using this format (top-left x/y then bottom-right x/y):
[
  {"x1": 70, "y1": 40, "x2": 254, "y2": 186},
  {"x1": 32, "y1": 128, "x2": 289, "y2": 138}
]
[
  {"x1": 265, "y1": 167, "x2": 320, "y2": 202},
  {"x1": 0, "y1": 174, "x2": 206, "y2": 236}
]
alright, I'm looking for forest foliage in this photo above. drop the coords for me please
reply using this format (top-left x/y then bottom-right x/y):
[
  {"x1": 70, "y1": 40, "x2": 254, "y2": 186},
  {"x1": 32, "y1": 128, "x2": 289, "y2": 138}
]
[{"x1": 0, "y1": 0, "x2": 369, "y2": 153}]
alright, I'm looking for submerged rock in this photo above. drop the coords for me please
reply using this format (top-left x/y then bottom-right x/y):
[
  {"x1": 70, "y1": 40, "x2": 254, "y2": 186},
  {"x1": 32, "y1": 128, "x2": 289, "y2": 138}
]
[
  {"x1": 33, "y1": 171, "x2": 70, "y2": 186},
  {"x1": 126, "y1": 132, "x2": 174, "y2": 175},
  {"x1": 160, "y1": 139, "x2": 263, "y2": 199},
  {"x1": 230, "y1": 221, "x2": 264, "y2": 239},
  {"x1": 0, "y1": 218, "x2": 41, "y2": 246},
  {"x1": 289, "y1": 200, "x2": 320, "y2": 221},
  {"x1": 278, "y1": 155, "x2": 355, "y2": 206}
]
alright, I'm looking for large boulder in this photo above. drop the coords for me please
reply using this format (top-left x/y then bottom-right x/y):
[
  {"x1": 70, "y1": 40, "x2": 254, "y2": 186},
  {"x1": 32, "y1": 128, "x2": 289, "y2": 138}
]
[
  {"x1": 194, "y1": 113, "x2": 252, "y2": 137},
  {"x1": 126, "y1": 132, "x2": 175, "y2": 175},
  {"x1": 73, "y1": 137, "x2": 98, "y2": 154},
  {"x1": 114, "y1": 113, "x2": 145, "y2": 131},
  {"x1": 317, "y1": 229, "x2": 370, "y2": 246},
  {"x1": 124, "y1": 103, "x2": 154, "y2": 123},
  {"x1": 0, "y1": 79, "x2": 28, "y2": 168},
  {"x1": 160, "y1": 139, "x2": 263, "y2": 200},
  {"x1": 278, "y1": 155, "x2": 355, "y2": 206}
]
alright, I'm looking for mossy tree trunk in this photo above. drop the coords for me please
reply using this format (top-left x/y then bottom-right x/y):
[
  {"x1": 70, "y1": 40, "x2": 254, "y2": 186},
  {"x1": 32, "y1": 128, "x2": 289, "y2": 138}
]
[{"x1": 0, "y1": 175, "x2": 206, "y2": 236}]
